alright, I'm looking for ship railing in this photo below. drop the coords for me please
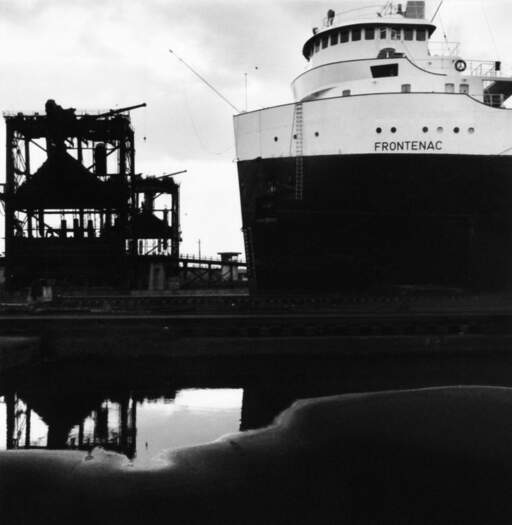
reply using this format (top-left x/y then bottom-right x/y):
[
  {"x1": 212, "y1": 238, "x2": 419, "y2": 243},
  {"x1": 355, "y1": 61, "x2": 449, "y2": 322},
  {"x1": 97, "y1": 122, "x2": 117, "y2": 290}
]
[
  {"x1": 180, "y1": 254, "x2": 247, "y2": 265},
  {"x1": 464, "y1": 93, "x2": 506, "y2": 108},
  {"x1": 2, "y1": 110, "x2": 51, "y2": 118},
  {"x1": 483, "y1": 93, "x2": 506, "y2": 108},
  {"x1": 466, "y1": 60, "x2": 504, "y2": 78},
  {"x1": 411, "y1": 57, "x2": 508, "y2": 79},
  {"x1": 428, "y1": 41, "x2": 460, "y2": 57},
  {"x1": 320, "y1": 5, "x2": 385, "y2": 29},
  {"x1": 3, "y1": 108, "x2": 113, "y2": 118}
]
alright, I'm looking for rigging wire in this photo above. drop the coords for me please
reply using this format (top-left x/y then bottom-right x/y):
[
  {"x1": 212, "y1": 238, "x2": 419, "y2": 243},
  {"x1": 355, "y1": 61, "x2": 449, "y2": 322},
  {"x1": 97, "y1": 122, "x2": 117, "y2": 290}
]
[
  {"x1": 437, "y1": 12, "x2": 449, "y2": 46},
  {"x1": 479, "y1": 0, "x2": 499, "y2": 60},
  {"x1": 169, "y1": 49, "x2": 241, "y2": 114},
  {"x1": 430, "y1": 1, "x2": 444, "y2": 23},
  {"x1": 181, "y1": 87, "x2": 235, "y2": 157},
  {"x1": 380, "y1": 1, "x2": 393, "y2": 16}
]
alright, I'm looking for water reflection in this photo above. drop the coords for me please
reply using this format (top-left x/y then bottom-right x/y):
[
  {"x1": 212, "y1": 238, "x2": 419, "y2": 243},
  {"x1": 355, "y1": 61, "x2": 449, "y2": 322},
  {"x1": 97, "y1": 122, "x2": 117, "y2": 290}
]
[
  {"x1": 0, "y1": 395, "x2": 48, "y2": 450},
  {"x1": 0, "y1": 389, "x2": 243, "y2": 463},
  {"x1": 3, "y1": 349, "x2": 512, "y2": 462},
  {"x1": 65, "y1": 397, "x2": 137, "y2": 458}
]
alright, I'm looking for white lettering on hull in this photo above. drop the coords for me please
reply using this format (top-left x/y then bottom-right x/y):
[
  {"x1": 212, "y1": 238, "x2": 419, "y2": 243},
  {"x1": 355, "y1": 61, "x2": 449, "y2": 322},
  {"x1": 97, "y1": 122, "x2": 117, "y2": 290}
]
[{"x1": 374, "y1": 141, "x2": 443, "y2": 152}]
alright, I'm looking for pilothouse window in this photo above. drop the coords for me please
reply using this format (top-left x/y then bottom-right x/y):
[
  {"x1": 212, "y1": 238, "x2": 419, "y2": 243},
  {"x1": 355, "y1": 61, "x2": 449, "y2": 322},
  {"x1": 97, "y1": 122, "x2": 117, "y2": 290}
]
[
  {"x1": 352, "y1": 28, "x2": 362, "y2": 41},
  {"x1": 322, "y1": 36, "x2": 329, "y2": 48},
  {"x1": 391, "y1": 28, "x2": 401, "y2": 40},
  {"x1": 404, "y1": 28, "x2": 414, "y2": 40},
  {"x1": 380, "y1": 28, "x2": 387, "y2": 39},
  {"x1": 340, "y1": 30, "x2": 349, "y2": 43},
  {"x1": 365, "y1": 28, "x2": 375, "y2": 40},
  {"x1": 416, "y1": 29, "x2": 427, "y2": 41},
  {"x1": 331, "y1": 32, "x2": 339, "y2": 45},
  {"x1": 371, "y1": 63, "x2": 399, "y2": 78}
]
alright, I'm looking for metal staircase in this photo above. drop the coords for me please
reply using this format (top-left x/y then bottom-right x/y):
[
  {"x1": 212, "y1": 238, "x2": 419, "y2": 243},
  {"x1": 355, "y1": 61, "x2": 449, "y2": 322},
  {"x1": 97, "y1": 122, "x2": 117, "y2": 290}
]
[{"x1": 294, "y1": 102, "x2": 304, "y2": 201}]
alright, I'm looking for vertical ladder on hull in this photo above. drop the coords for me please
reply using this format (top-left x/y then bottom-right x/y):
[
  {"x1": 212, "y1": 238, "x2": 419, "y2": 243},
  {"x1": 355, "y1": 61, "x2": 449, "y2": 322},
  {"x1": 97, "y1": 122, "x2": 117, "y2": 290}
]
[
  {"x1": 242, "y1": 226, "x2": 257, "y2": 283},
  {"x1": 294, "y1": 102, "x2": 304, "y2": 201}
]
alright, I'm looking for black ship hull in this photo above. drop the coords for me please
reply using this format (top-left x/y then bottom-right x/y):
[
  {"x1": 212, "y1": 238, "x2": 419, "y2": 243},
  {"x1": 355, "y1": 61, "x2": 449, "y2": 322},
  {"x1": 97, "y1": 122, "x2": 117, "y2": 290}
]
[{"x1": 238, "y1": 154, "x2": 512, "y2": 293}]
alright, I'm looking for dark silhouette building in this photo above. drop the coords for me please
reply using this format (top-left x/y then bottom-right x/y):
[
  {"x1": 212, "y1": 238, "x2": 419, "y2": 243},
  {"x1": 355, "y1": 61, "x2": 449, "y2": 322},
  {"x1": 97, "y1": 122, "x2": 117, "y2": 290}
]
[{"x1": 3, "y1": 101, "x2": 181, "y2": 291}]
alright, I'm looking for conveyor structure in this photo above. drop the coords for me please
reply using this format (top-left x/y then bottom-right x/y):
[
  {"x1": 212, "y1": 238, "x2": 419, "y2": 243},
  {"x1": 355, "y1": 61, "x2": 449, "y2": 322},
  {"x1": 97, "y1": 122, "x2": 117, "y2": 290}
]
[{"x1": 3, "y1": 100, "x2": 181, "y2": 291}]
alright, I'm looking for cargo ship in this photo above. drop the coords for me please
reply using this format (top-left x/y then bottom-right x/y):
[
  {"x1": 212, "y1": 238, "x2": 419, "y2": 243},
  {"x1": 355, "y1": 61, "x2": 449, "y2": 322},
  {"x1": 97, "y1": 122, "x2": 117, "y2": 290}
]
[{"x1": 234, "y1": 1, "x2": 512, "y2": 294}]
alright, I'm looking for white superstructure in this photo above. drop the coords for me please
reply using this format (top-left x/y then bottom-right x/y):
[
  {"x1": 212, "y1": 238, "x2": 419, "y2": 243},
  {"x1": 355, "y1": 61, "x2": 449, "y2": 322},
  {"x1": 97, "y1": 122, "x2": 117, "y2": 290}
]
[{"x1": 234, "y1": 1, "x2": 512, "y2": 160}]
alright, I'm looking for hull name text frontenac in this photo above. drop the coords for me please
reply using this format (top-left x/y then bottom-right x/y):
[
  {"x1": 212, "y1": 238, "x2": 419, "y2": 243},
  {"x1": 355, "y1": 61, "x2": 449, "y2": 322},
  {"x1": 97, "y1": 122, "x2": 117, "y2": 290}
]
[{"x1": 374, "y1": 141, "x2": 443, "y2": 152}]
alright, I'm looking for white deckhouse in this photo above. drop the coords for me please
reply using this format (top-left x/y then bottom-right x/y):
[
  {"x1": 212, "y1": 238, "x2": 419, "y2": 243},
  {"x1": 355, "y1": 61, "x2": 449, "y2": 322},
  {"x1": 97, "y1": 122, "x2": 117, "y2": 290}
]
[{"x1": 235, "y1": 1, "x2": 512, "y2": 160}]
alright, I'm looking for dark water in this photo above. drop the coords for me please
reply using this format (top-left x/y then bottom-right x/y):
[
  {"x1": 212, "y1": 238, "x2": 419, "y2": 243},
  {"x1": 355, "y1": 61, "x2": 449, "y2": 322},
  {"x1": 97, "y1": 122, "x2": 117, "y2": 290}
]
[
  {"x1": 0, "y1": 358, "x2": 277, "y2": 463},
  {"x1": 3, "y1": 349, "x2": 512, "y2": 463}
]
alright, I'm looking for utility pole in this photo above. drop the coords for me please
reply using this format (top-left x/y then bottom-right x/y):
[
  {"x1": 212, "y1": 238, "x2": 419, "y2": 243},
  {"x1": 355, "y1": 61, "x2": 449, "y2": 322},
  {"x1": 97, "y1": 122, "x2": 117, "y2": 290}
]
[
  {"x1": 198, "y1": 239, "x2": 202, "y2": 260},
  {"x1": 244, "y1": 72, "x2": 248, "y2": 112}
]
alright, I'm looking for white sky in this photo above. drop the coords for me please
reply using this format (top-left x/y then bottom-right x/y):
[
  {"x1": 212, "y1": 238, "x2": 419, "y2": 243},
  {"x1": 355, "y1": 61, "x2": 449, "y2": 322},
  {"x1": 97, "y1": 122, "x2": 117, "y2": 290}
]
[{"x1": 0, "y1": 0, "x2": 511, "y2": 256}]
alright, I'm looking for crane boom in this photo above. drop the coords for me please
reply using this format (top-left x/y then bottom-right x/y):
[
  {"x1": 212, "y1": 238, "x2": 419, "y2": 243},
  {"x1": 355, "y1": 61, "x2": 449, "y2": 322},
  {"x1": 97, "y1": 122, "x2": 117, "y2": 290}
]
[
  {"x1": 96, "y1": 103, "x2": 147, "y2": 118},
  {"x1": 156, "y1": 170, "x2": 188, "y2": 179}
]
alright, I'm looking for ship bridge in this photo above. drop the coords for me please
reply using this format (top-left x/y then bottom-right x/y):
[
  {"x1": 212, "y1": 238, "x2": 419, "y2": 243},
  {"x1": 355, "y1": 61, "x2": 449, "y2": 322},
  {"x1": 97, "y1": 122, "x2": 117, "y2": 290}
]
[
  {"x1": 303, "y1": 2, "x2": 435, "y2": 66},
  {"x1": 293, "y1": 1, "x2": 512, "y2": 107}
]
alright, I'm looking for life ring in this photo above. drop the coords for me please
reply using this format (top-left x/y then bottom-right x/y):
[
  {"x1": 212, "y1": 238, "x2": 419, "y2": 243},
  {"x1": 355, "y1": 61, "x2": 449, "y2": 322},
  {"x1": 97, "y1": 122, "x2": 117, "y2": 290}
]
[{"x1": 455, "y1": 59, "x2": 467, "y2": 72}]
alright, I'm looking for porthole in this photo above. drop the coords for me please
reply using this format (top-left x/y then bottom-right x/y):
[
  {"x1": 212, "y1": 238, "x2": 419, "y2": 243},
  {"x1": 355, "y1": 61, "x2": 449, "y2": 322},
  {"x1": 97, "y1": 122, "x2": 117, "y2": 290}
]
[
  {"x1": 391, "y1": 127, "x2": 397, "y2": 133},
  {"x1": 315, "y1": 132, "x2": 320, "y2": 137},
  {"x1": 274, "y1": 137, "x2": 279, "y2": 142},
  {"x1": 437, "y1": 126, "x2": 444, "y2": 133},
  {"x1": 293, "y1": 134, "x2": 298, "y2": 139},
  {"x1": 376, "y1": 127, "x2": 382, "y2": 134},
  {"x1": 454, "y1": 127, "x2": 460, "y2": 134},
  {"x1": 468, "y1": 127, "x2": 475, "y2": 134},
  {"x1": 422, "y1": 126, "x2": 429, "y2": 133}
]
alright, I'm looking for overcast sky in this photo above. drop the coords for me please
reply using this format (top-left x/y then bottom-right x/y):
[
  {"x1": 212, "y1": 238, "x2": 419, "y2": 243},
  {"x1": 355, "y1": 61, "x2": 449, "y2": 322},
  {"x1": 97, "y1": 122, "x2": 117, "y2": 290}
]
[{"x1": 0, "y1": 0, "x2": 511, "y2": 256}]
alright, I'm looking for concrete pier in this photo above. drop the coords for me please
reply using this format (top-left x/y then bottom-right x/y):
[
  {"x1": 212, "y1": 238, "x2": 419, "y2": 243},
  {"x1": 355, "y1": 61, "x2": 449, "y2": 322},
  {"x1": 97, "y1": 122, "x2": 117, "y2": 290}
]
[{"x1": 0, "y1": 306, "x2": 510, "y2": 361}]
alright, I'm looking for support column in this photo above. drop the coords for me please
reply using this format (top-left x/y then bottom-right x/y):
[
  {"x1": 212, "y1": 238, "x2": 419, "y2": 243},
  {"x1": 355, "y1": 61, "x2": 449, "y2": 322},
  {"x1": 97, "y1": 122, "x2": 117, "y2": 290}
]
[
  {"x1": 119, "y1": 397, "x2": 129, "y2": 452},
  {"x1": 172, "y1": 186, "x2": 180, "y2": 258},
  {"x1": 128, "y1": 397, "x2": 137, "y2": 460},
  {"x1": 25, "y1": 406, "x2": 31, "y2": 448},
  {"x1": 38, "y1": 209, "x2": 45, "y2": 238},
  {"x1": 25, "y1": 138, "x2": 33, "y2": 238},
  {"x1": 5, "y1": 123, "x2": 16, "y2": 288},
  {"x1": 5, "y1": 392, "x2": 15, "y2": 449},
  {"x1": 78, "y1": 421, "x2": 84, "y2": 448}
]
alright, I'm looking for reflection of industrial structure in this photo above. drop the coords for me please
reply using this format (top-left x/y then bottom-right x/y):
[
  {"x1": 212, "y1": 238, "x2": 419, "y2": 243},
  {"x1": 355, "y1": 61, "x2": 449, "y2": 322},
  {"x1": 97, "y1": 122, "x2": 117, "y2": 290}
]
[
  {"x1": 3, "y1": 100, "x2": 181, "y2": 291},
  {"x1": 3, "y1": 392, "x2": 138, "y2": 459},
  {"x1": 69, "y1": 398, "x2": 138, "y2": 459}
]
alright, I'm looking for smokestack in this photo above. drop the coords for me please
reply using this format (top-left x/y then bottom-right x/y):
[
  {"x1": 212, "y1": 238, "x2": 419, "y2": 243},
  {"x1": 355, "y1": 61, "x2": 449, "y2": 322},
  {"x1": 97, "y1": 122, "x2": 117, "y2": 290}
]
[{"x1": 405, "y1": 1, "x2": 425, "y2": 19}]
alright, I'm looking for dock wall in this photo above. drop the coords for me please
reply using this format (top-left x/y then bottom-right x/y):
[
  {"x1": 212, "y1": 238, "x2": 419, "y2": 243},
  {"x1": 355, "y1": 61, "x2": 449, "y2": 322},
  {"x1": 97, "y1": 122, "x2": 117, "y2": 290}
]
[{"x1": 0, "y1": 337, "x2": 40, "y2": 374}]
